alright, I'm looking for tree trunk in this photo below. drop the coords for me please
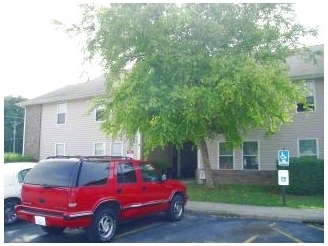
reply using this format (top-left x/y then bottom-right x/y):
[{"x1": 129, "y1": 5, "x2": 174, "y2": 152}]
[{"x1": 199, "y1": 139, "x2": 216, "y2": 188}]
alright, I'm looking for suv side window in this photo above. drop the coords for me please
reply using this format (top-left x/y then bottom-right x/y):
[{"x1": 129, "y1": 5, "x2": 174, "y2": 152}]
[
  {"x1": 117, "y1": 162, "x2": 137, "y2": 183},
  {"x1": 139, "y1": 163, "x2": 161, "y2": 182},
  {"x1": 78, "y1": 161, "x2": 109, "y2": 186}
]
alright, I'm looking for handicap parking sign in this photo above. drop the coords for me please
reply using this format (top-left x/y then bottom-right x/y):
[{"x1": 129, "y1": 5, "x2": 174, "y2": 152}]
[{"x1": 278, "y1": 150, "x2": 289, "y2": 166}]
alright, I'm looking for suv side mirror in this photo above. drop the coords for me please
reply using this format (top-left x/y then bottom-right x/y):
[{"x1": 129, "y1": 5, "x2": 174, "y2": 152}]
[{"x1": 161, "y1": 173, "x2": 167, "y2": 181}]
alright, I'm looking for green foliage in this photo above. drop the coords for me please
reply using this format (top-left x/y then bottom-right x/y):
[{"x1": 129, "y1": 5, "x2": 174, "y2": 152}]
[
  {"x1": 187, "y1": 183, "x2": 324, "y2": 209},
  {"x1": 277, "y1": 157, "x2": 324, "y2": 195},
  {"x1": 76, "y1": 3, "x2": 317, "y2": 151},
  {"x1": 66, "y1": 3, "x2": 318, "y2": 187},
  {"x1": 4, "y1": 152, "x2": 36, "y2": 163},
  {"x1": 4, "y1": 96, "x2": 26, "y2": 153},
  {"x1": 151, "y1": 161, "x2": 169, "y2": 173}
]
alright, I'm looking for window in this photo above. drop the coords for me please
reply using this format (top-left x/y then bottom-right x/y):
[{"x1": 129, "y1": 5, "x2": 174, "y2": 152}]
[
  {"x1": 243, "y1": 141, "x2": 259, "y2": 170},
  {"x1": 95, "y1": 106, "x2": 105, "y2": 122},
  {"x1": 17, "y1": 169, "x2": 32, "y2": 183},
  {"x1": 218, "y1": 142, "x2": 233, "y2": 169},
  {"x1": 94, "y1": 142, "x2": 105, "y2": 155},
  {"x1": 117, "y1": 162, "x2": 137, "y2": 183},
  {"x1": 24, "y1": 160, "x2": 77, "y2": 187},
  {"x1": 299, "y1": 139, "x2": 318, "y2": 157},
  {"x1": 78, "y1": 161, "x2": 109, "y2": 186},
  {"x1": 111, "y1": 142, "x2": 123, "y2": 156},
  {"x1": 55, "y1": 143, "x2": 65, "y2": 156},
  {"x1": 57, "y1": 102, "x2": 67, "y2": 124},
  {"x1": 139, "y1": 163, "x2": 161, "y2": 182},
  {"x1": 297, "y1": 81, "x2": 315, "y2": 112}
]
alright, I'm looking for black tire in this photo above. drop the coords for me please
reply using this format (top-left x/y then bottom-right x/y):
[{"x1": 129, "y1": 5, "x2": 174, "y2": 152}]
[
  {"x1": 4, "y1": 198, "x2": 20, "y2": 226},
  {"x1": 41, "y1": 226, "x2": 65, "y2": 234},
  {"x1": 86, "y1": 208, "x2": 117, "y2": 243},
  {"x1": 166, "y1": 195, "x2": 184, "y2": 222}
]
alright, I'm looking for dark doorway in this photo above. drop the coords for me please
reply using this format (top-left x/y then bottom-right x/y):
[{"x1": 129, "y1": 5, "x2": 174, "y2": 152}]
[{"x1": 172, "y1": 142, "x2": 197, "y2": 179}]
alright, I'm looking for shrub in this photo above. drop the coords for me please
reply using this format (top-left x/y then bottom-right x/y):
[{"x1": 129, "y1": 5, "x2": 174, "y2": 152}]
[
  {"x1": 277, "y1": 157, "x2": 323, "y2": 195},
  {"x1": 4, "y1": 152, "x2": 36, "y2": 163}
]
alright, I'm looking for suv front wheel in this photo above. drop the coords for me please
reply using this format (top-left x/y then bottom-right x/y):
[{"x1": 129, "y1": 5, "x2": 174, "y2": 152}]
[
  {"x1": 166, "y1": 194, "x2": 184, "y2": 221},
  {"x1": 87, "y1": 208, "x2": 117, "y2": 242}
]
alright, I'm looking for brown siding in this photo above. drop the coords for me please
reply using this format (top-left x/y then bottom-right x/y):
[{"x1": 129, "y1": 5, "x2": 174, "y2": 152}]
[
  {"x1": 23, "y1": 105, "x2": 42, "y2": 161},
  {"x1": 212, "y1": 170, "x2": 277, "y2": 185}
]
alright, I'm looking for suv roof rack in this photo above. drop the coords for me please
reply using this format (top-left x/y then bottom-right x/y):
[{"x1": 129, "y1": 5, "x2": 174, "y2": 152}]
[{"x1": 46, "y1": 155, "x2": 133, "y2": 161}]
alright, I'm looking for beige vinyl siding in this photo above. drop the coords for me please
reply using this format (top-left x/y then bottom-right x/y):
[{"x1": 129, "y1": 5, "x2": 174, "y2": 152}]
[
  {"x1": 199, "y1": 79, "x2": 324, "y2": 171},
  {"x1": 39, "y1": 98, "x2": 140, "y2": 160}
]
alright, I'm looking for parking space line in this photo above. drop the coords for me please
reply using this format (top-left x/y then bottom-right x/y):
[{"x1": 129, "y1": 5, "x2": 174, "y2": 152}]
[
  {"x1": 274, "y1": 227, "x2": 304, "y2": 243},
  {"x1": 306, "y1": 224, "x2": 324, "y2": 231},
  {"x1": 116, "y1": 222, "x2": 163, "y2": 238},
  {"x1": 244, "y1": 234, "x2": 259, "y2": 243}
]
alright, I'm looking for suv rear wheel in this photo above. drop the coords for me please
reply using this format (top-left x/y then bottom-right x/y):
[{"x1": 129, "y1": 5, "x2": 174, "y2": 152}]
[
  {"x1": 166, "y1": 194, "x2": 184, "y2": 221},
  {"x1": 87, "y1": 208, "x2": 117, "y2": 242}
]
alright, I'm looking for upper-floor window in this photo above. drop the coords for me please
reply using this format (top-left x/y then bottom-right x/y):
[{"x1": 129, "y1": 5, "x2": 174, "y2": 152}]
[
  {"x1": 55, "y1": 143, "x2": 65, "y2": 156},
  {"x1": 299, "y1": 139, "x2": 318, "y2": 158},
  {"x1": 243, "y1": 141, "x2": 259, "y2": 170},
  {"x1": 94, "y1": 142, "x2": 105, "y2": 155},
  {"x1": 95, "y1": 106, "x2": 105, "y2": 122},
  {"x1": 218, "y1": 142, "x2": 233, "y2": 169},
  {"x1": 297, "y1": 81, "x2": 315, "y2": 112},
  {"x1": 57, "y1": 102, "x2": 67, "y2": 124},
  {"x1": 111, "y1": 142, "x2": 123, "y2": 156}
]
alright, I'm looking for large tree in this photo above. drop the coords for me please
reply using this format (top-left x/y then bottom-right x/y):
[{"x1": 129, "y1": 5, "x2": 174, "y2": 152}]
[{"x1": 67, "y1": 3, "x2": 318, "y2": 187}]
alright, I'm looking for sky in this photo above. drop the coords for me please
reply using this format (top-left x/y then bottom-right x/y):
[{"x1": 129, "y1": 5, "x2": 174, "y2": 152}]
[{"x1": 1, "y1": 1, "x2": 326, "y2": 99}]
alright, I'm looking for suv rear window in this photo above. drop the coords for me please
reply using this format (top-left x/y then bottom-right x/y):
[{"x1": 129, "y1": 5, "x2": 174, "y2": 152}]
[{"x1": 24, "y1": 159, "x2": 78, "y2": 187}]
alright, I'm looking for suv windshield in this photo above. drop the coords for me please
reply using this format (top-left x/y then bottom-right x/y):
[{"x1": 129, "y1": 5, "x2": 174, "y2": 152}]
[{"x1": 24, "y1": 159, "x2": 79, "y2": 187}]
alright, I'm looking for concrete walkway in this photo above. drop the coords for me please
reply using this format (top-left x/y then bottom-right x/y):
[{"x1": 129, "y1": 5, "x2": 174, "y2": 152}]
[{"x1": 185, "y1": 201, "x2": 324, "y2": 223}]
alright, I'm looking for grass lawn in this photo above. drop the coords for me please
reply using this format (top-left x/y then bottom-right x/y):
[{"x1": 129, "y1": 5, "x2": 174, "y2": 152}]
[{"x1": 186, "y1": 182, "x2": 324, "y2": 209}]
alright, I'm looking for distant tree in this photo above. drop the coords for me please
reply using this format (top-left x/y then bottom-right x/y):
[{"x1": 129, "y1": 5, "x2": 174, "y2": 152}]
[
  {"x1": 4, "y1": 96, "x2": 26, "y2": 154},
  {"x1": 65, "y1": 3, "x2": 319, "y2": 187}
]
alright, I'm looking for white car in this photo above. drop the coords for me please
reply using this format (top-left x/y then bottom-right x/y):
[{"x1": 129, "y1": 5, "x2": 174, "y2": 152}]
[{"x1": 4, "y1": 162, "x2": 37, "y2": 226}]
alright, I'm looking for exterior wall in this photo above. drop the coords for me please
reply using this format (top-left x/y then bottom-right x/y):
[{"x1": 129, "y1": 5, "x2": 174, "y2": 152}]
[
  {"x1": 212, "y1": 170, "x2": 277, "y2": 185},
  {"x1": 197, "y1": 78, "x2": 324, "y2": 184},
  {"x1": 23, "y1": 105, "x2": 42, "y2": 161},
  {"x1": 38, "y1": 97, "x2": 141, "y2": 160}
]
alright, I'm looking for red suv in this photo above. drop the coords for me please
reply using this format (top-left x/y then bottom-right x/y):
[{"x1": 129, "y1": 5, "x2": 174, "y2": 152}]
[{"x1": 16, "y1": 156, "x2": 188, "y2": 242}]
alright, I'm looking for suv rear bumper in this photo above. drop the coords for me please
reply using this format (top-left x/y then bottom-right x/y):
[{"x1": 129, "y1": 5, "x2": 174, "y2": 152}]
[{"x1": 15, "y1": 205, "x2": 93, "y2": 228}]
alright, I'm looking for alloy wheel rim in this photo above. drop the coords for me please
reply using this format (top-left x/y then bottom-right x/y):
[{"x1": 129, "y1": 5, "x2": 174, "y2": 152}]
[{"x1": 98, "y1": 215, "x2": 114, "y2": 239}]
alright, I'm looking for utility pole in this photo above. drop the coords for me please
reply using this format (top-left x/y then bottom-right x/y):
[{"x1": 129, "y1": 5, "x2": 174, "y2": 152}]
[
  {"x1": 12, "y1": 120, "x2": 22, "y2": 153},
  {"x1": 5, "y1": 116, "x2": 24, "y2": 153}
]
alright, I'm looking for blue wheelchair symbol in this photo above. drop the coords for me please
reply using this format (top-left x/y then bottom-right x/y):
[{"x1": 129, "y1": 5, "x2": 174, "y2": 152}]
[{"x1": 278, "y1": 150, "x2": 289, "y2": 166}]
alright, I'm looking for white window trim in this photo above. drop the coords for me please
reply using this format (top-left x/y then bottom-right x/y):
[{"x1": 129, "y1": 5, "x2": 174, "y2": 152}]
[
  {"x1": 217, "y1": 141, "x2": 234, "y2": 170},
  {"x1": 56, "y1": 102, "x2": 67, "y2": 124},
  {"x1": 95, "y1": 106, "x2": 105, "y2": 122},
  {"x1": 55, "y1": 143, "x2": 66, "y2": 156},
  {"x1": 110, "y1": 142, "x2": 123, "y2": 156},
  {"x1": 298, "y1": 138, "x2": 318, "y2": 158},
  {"x1": 242, "y1": 140, "x2": 260, "y2": 170},
  {"x1": 94, "y1": 142, "x2": 106, "y2": 156}
]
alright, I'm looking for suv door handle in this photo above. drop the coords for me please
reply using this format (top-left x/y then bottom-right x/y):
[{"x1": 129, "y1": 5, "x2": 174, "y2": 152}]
[
  {"x1": 142, "y1": 186, "x2": 147, "y2": 191},
  {"x1": 117, "y1": 188, "x2": 122, "y2": 194}
]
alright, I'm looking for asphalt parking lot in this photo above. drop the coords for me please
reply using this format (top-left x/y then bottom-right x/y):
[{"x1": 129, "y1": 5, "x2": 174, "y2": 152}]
[{"x1": 4, "y1": 212, "x2": 324, "y2": 243}]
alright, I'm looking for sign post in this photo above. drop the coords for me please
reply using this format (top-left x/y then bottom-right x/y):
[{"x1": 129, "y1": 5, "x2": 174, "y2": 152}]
[{"x1": 278, "y1": 149, "x2": 290, "y2": 206}]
